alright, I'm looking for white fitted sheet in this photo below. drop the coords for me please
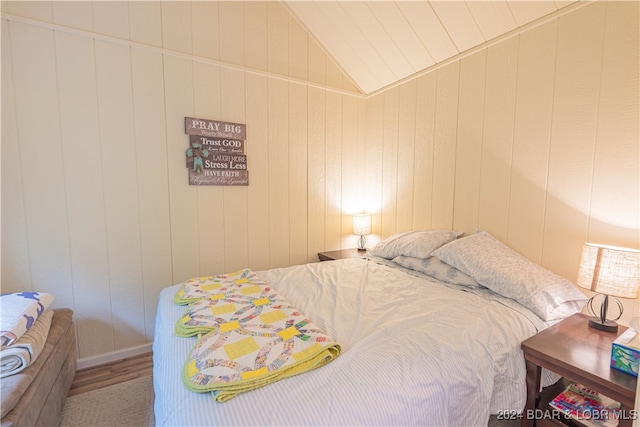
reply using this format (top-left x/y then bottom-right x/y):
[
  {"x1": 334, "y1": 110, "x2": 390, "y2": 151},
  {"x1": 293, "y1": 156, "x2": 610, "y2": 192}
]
[{"x1": 153, "y1": 257, "x2": 550, "y2": 426}]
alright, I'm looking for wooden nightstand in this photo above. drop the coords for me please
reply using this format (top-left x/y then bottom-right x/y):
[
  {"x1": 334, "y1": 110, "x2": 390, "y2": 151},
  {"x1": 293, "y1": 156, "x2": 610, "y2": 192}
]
[
  {"x1": 317, "y1": 248, "x2": 367, "y2": 262},
  {"x1": 521, "y1": 313, "x2": 637, "y2": 427}
]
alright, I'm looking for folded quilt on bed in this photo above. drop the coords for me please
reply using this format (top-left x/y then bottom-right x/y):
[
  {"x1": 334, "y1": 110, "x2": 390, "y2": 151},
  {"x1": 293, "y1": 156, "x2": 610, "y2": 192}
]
[
  {"x1": 1, "y1": 292, "x2": 54, "y2": 347},
  {"x1": 0, "y1": 309, "x2": 53, "y2": 378},
  {"x1": 174, "y1": 269, "x2": 341, "y2": 402},
  {"x1": 173, "y1": 270, "x2": 256, "y2": 306}
]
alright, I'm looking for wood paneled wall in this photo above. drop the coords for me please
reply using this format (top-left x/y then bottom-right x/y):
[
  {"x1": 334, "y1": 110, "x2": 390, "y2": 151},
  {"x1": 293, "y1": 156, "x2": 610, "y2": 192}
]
[
  {"x1": 2, "y1": 1, "x2": 638, "y2": 360},
  {"x1": 362, "y1": 1, "x2": 639, "y2": 321}
]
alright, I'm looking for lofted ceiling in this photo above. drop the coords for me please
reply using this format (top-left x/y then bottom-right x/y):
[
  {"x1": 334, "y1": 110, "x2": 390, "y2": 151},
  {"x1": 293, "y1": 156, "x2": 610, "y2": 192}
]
[{"x1": 285, "y1": 1, "x2": 578, "y2": 95}]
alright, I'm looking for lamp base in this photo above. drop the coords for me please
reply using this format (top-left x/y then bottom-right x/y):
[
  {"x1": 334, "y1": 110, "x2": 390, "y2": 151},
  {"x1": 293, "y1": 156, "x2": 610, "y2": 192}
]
[
  {"x1": 585, "y1": 293, "x2": 623, "y2": 334},
  {"x1": 356, "y1": 235, "x2": 367, "y2": 251},
  {"x1": 588, "y1": 317, "x2": 619, "y2": 333}
]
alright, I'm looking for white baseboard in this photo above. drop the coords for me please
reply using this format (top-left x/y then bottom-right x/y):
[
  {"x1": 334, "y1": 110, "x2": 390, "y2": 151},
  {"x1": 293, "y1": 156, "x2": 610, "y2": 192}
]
[{"x1": 77, "y1": 342, "x2": 153, "y2": 370}]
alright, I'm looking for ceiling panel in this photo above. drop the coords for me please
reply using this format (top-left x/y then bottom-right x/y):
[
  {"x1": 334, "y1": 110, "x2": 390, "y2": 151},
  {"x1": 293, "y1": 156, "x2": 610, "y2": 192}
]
[
  {"x1": 340, "y1": 2, "x2": 414, "y2": 80},
  {"x1": 287, "y1": 1, "x2": 382, "y2": 92},
  {"x1": 429, "y1": 1, "x2": 485, "y2": 52},
  {"x1": 507, "y1": 1, "x2": 558, "y2": 27},
  {"x1": 285, "y1": 1, "x2": 577, "y2": 95},
  {"x1": 367, "y1": 2, "x2": 435, "y2": 72},
  {"x1": 395, "y1": 1, "x2": 457, "y2": 63},
  {"x1": 466, "y1": 1, "x2": 518, "y2": 41},
  {"x1": 315, "y1": 1, "x2": 398, "y2": 86}
]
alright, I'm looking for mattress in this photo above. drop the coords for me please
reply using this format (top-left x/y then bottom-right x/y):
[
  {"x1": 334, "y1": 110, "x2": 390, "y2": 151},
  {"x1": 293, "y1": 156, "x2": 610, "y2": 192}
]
[{"x1": 153, "y1": 257, "x2": 550, "y2": 426}]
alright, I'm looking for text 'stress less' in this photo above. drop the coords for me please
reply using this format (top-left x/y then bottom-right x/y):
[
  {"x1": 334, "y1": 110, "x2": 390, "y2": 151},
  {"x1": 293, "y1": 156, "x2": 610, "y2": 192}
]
[{"x1": 185, "y1": 117, "x2": 249, "y2": 186}]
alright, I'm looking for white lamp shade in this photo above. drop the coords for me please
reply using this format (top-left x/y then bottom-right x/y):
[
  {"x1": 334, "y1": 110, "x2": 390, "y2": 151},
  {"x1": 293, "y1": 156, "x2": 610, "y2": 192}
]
[
  {"x1": 352, "y1": 214, "x2": 372, "y2": 236},
  {"x1": 576, "y1": 243, "x2": 640, "y2": 299}
]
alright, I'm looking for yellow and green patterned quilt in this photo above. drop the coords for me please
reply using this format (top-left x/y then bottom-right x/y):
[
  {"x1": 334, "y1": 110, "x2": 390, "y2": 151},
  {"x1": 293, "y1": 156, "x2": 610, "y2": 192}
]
[{"x1": 174, "y1": 269, "x2": 341, "y2": 402}]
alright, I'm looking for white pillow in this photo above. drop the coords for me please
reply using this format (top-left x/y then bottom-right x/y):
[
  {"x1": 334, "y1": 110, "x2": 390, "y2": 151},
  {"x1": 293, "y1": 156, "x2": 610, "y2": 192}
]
[
  {"x1": 431, "y1": 230, "x2": 587, "y2": 321},
  {"x1": 393, "y1": 255, "x2": 485, "y2": 289},
  {"x1": 369, "y1": 230, "x2": 459, "y2": 260}
]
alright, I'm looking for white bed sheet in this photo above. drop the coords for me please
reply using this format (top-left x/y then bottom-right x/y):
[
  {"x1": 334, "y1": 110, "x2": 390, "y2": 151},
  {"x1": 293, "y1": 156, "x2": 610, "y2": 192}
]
[{"x1": 153, "y1": 257, "x2": 549, "y2": 426}]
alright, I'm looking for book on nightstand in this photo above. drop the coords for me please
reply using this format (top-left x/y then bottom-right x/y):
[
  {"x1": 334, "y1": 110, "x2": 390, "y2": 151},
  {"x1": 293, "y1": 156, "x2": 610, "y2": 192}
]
[{"x1": 549, "y1": 382, "x2": 621, "y2": 427}]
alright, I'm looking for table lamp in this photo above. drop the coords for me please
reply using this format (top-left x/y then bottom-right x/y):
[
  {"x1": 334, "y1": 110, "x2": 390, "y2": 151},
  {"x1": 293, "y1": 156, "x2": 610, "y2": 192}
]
[
  {"x1": 352, "y1": 214, "x2": 372, "y2": 251},
  {"x1": 576, "y1": 243, "x2": 640, "y2": 333}
]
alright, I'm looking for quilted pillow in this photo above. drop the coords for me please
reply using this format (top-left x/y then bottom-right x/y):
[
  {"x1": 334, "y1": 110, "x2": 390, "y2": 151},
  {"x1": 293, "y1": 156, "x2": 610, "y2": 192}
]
[
  {"x1": 393, "y1": 255, "x2": 485, "y2": 289},
  {"x1": 369, "y1": 230, "x2": 460, "y2": 260},
  {"x1": 431, "y1": 230, "x2": 587, "y2": 321}
]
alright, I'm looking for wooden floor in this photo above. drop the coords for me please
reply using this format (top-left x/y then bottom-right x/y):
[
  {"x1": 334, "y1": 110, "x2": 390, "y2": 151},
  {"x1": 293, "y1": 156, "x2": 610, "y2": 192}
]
[{"x1": 68, "y1": 351, "x2": 153, "y2": 396}]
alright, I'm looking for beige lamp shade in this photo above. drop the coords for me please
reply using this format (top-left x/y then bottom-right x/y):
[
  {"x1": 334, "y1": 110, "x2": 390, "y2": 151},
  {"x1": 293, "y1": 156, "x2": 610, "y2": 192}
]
[
  {"x1": 576, "y1": 243, "x2": 640, "y2": 299},
  {"x1": 352, "y1": 214, "x2": 372, "y2": 236}
]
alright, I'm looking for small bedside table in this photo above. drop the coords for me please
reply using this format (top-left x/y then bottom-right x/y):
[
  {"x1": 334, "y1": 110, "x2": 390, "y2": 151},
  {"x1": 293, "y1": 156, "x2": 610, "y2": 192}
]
[
  {"x1": 318, "y1": 248, "x2": 367, "y2": 262},
  {"x1": 521, "y1": 312, "x2": 637, "y2": 427}
]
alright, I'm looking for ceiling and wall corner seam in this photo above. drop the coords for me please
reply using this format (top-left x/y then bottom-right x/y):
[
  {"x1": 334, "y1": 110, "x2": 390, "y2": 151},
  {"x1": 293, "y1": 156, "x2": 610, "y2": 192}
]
[
  {"x1": 280, "y1": 0, "x2": 365, "y2": 96},
  {"x1": 2, "y1": 12, "x2": 365, "y2": 100},
  {"x1": 363, "y1": 0, "x2": 594, "y2": 99}
]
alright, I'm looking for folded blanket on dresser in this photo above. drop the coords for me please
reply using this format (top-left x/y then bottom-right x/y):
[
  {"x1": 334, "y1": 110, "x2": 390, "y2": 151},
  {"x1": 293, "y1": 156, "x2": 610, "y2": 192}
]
[
  {"x1": 0, "y1": 309, "x2": 53, "y2": 378},
  {"x1": 174, "y1": 269, "x2": 341, "y2": 402},
  {"x1": 1, "y1": 292, "x2": 54, "y2": 347}
]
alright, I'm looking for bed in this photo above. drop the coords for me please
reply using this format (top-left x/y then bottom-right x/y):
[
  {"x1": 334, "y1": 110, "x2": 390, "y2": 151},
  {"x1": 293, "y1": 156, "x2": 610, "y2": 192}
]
[{"x1": 153, "y1": 230, "x2": 587, "y2": 426}]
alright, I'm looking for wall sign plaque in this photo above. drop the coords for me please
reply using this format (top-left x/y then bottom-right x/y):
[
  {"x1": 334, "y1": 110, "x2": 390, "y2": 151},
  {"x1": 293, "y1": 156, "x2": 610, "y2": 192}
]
[
  {"x1": 184, "y1": 117, "x2": 249, "y2": 186},
  {"x1": 185, "y1": 117, "x2": 246, "y2": 139},
  {"x1": 189, "y1": 135, "x2": 245, "y2": 153}
]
